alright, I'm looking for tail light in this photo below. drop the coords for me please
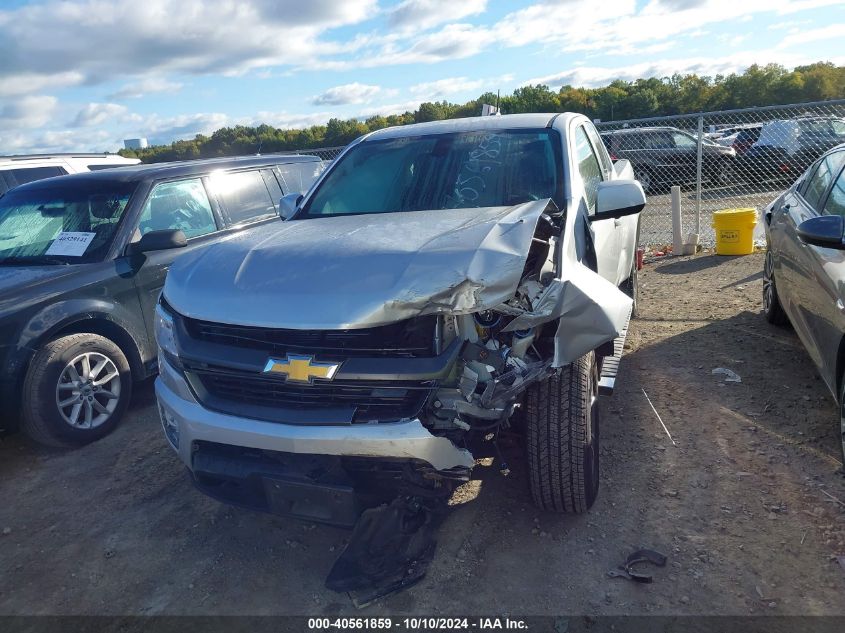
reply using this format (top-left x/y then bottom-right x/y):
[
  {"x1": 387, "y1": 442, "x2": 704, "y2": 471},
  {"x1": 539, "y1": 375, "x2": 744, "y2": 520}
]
[{"x1": 610, "y1": 153, "x2": 618, "y2": 161}]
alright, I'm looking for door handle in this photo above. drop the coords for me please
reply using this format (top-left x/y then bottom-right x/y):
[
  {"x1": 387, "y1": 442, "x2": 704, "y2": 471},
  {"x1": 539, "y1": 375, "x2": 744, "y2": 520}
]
[{"x1": 614, "y1": 218, "x2": 622, "y2": 227}]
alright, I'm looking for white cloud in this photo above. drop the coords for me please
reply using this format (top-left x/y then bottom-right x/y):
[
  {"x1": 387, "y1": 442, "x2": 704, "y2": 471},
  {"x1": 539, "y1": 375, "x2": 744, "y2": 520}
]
[
  {"x1": 0, "y1": 96, "x2": 58, "y2": 130},
  {"x1": 312, "y1": 83, "x2": 383, "y2": 106},
  {"x1": 109, "y1": 78, "x2": 184, "y2": 100},
  {"x1": 777, "y1": 23, "x2": 845, "y2": 48},
  {"x1": 138, "y1": 112, "x2": 230, "y2": 144},
  {"x1": 0, "y1": 0, "x2": 377, "y2": 94},
  {"x1": 73, "y1": 103, "x2": 130, "y2": 128},
  {"x1": 525, "y1": 51, "x2": 845, "y2": 89},
  {"x1": 0, "y1": 72, "x2": 84, "y2": 98},
  {"x1": 388, "y1": 0, "x2": 487, "y2": 32},
  {"x1": 410, "y1": 77, "x2": 484, "y2": 98}
]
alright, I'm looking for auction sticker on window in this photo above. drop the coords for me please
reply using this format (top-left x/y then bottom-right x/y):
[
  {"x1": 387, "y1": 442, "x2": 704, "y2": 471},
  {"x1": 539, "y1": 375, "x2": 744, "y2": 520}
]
[{"x1": 45, "y1": 231, "x2": 96, "y2": 256}]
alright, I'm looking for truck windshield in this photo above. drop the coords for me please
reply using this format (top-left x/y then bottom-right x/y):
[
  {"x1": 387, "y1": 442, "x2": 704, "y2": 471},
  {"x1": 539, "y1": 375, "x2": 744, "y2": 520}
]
[
  {"x1": 301, "y1": 129, "x2": 563, "y2": 217},
  {"x1": 0, "y1": 180, "x2": 137, "y2": 265}
]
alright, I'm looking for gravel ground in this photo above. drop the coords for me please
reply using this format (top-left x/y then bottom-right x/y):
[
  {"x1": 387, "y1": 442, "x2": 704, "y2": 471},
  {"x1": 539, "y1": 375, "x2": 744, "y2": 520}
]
[
  {"x1": 1, "y1": 251, "x2": 844, "y2": 616},
  {"x1": 640, "y1": 181, "x2": 783, "y2": 247}
]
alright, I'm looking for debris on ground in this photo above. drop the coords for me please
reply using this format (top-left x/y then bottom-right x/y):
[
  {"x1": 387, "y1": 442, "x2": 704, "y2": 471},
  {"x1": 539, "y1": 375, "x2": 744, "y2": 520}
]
[
  {"x1": 325, "y1": 495, "x2": 448, "y2": 608},
  {"x1": 712, "y1": 367, "x2": 742, "y2": 383},
  {"x1": 607, "y1": 548, "x2": 668, "y2": 583}
]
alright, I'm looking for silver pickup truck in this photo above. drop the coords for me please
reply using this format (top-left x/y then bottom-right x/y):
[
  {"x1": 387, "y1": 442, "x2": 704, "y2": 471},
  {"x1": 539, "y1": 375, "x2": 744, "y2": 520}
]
[{"x1": 154, "y1": 113, "x2": 644, "y2": 526}]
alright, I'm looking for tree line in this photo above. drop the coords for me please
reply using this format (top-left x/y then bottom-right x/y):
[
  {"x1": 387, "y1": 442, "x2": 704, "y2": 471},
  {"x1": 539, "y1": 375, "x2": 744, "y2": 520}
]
[{"x1": 121, "y1": 62, "x2": 845, "y2": 163}]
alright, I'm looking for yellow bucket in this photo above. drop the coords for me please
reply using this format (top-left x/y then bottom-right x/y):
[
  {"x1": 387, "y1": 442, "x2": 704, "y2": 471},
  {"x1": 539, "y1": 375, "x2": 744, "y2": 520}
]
[{"x1": 712, "y1": 208, "x2": 757, "y2": 256}]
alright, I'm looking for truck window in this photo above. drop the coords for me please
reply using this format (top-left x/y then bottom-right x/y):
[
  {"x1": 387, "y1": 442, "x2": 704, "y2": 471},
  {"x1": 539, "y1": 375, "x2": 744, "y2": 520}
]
[
  {"x1": 302, "y1": 130, "x2": 563, "y2": 217},
  {"x1": 574, "y1": 126, "x2": 603, "y2": 213}
]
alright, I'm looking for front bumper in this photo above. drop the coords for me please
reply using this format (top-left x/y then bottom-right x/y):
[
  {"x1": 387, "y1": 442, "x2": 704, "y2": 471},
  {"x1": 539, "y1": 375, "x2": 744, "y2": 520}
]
[{"x1": 154, "y1": 359, "x2": 475, "y2": 472}]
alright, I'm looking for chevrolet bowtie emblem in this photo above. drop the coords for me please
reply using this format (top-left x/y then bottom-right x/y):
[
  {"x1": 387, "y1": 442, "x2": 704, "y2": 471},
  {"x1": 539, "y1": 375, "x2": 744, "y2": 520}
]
[{"x1": 262, "y1": 354, "x2": 341, "y2": 383}]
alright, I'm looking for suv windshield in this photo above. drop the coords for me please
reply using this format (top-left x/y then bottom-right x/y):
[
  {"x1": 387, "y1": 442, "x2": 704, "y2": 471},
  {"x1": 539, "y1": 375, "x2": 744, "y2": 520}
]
[
  {"x1": 301, "y1": 129, "x2": 562, "y2": 217},
  {"x1": 0, "y1": 180, "x2": 137, "y2": 265}
]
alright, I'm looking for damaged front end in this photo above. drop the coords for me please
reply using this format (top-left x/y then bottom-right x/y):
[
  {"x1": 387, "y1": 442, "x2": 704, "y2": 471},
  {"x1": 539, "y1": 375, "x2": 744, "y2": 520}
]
[{"x1": 416, "y1": 200, "x2": 631, "y2": 446}]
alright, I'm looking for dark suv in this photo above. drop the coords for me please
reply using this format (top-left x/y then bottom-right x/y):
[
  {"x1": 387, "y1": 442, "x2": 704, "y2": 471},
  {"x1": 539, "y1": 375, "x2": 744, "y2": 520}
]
[
  {"x1": 600, "y1": 126, "x2": 736, "y2": 192},
  {"x1": 0, "y1": 154, "x2": 322, "y2": 446}
]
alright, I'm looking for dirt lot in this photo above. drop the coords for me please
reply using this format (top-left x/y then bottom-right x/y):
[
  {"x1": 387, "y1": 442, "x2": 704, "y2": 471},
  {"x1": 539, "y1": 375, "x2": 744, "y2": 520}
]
[{"x1": 1, "y1": 252, "x2": 844, "y2": 616}]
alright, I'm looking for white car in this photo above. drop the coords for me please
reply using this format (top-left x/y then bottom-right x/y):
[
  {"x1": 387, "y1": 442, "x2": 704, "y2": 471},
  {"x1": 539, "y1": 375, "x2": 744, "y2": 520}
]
[{"x1": 0, "y1": 153, "x2": 140, "y2": 196}]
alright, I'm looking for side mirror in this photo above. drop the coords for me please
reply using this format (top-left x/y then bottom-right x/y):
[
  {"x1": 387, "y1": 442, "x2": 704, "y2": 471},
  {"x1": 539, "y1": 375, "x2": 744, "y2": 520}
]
[
  {"x1": 797, "y1": 215, "x2": 845, "y2": 249},
  {"x1": 591, "y1": 180, "x2": 646, "y2": 222},
  {"x1": 129, "y1": 229, "x2": 187, "y2": 255},
  {"x1": 279, "y1": 193, "x2": 302, "y2": 220}
]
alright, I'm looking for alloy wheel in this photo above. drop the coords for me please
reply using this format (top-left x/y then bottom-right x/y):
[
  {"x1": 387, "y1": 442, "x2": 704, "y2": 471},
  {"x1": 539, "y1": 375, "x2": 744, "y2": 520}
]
[
  {"x1": 763, "y1": 249, "x2": 775, "y2": 314},
  {"x1": 55, "y1": 352, "x2": 122, "y2": 429}
]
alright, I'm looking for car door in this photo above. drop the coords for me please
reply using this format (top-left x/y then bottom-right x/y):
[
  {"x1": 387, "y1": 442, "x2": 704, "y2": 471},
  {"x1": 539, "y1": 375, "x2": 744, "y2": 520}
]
[
  {"x1": 774, "y1": 151, "x2": 845, "y2": 381},
  {"x1": 583, "y1": 123, "x2": 637, "y2": 284},
  {"x1": 129, "y1": 177, "x2": 224, "y2": 347},
  {"x1": 573, "y1": 124, "x2": 618, "y2": 284}
]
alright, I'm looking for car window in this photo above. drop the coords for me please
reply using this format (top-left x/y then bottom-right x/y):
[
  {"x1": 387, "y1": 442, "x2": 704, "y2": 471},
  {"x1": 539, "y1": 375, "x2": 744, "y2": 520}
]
[
  {"x1": 584, "y1": 125, "x2": 613, "y2": 176},
  {"x1": 574, "y1": 126, "x2": 603, "y2": 213},
  {"x1": 261, "y1": 169, "x2": 283, "y2": 209},
  {"x1": 672, "y1": 132, "x2": 697, "y2": 148},
  {"x1": 803, "y1": 152, "x2": 845, "y2": 211},
  {"x1": 208, "y1": 169, "x2": 275, "y2": 225},
  {"x1": 302, "y1": 130, "x2": 563, "y2": 217},
  {"x1": 138, "y1": 178, "x2": 217, "y2": 239},
  {"x1": 0, "y1": 179, "x2": 136, "y2": 264},
  {"x1": 87, "y1": 164, "x2": 130, "y2": 171},
  {"x1": 276, "y1": 161, "x2": 325, "y2": 195},
  {"x1": 641, "y1": 131, "x2": 673, "y2": 150},
  {"x1": 823, "y1": 168, "x2": 845, "y2": 218},
  {"x1": 6, "y1": 166, "x2": 67, "y2": 186}
]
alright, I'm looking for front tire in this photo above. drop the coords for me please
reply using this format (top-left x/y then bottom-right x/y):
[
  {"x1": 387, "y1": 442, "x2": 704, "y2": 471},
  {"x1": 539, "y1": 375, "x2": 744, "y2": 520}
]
[
  {"x1": 839, "y1": 380, "x2": 845, "y2": 473},
  {"x1": 525, "y1": 351, "x2": 600, "y2": 513},
  {"x1": 622, "y1": 219, "x2": 641, "y2": 318},
  {"x1": 21, "y1": 333, "x2": 132, "y2": 447},
  {"x1": 763, "y1": 247, "x2": 788, "y2": 325}
]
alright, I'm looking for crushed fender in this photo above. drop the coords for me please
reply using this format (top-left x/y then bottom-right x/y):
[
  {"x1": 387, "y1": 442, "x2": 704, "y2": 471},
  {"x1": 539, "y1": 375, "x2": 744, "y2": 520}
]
[
  {"x1": 500, "y1": 263, "x2": 633, "y2": 366},
  {"x1": 325, "y1": 495, "x2": 450, "y2": 608}
]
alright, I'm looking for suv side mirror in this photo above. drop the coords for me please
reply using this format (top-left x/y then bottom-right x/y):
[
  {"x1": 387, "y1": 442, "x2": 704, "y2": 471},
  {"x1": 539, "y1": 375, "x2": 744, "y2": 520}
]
[
  {"x1": 591, "y1": 180, "x2": 646, "y2": 222},
  {"x1": 279, "y1": 193, "x2": 302, "y2": 220},
  {"x1": 129, "y1": 229, "x2": 187, "y2": 255},
  {"x1": 797, "y1": 215, "x2": 845, "y2": 249}
]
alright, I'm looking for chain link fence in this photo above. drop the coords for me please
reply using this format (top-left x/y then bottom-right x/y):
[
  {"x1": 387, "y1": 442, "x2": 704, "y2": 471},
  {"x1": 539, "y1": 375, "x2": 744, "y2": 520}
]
[
  {"x1": 294, "y1": 146, "x2": 345, "y2": 162},
  {"x1": 294, "y1": 102, "x2": 845, "y2": 247},
  {"x1": 596, "y1": 99, "x2": 845, "y2": 247}
]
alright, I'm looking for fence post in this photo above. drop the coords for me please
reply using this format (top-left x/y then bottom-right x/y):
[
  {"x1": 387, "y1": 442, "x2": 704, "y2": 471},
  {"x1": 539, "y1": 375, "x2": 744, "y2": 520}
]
[
  {"x1": 695, "y1": 115, "x2": 703, "y2": 236},
  {"x1": 671, "y1": 186, "x2": 683, "y2": 256}
]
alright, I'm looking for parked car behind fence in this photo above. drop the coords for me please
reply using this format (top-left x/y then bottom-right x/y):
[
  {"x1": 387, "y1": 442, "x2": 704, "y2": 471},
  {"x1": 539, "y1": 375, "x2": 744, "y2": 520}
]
[{"x1": 594, "y1": 99, "x2": 845, "y2": 245}]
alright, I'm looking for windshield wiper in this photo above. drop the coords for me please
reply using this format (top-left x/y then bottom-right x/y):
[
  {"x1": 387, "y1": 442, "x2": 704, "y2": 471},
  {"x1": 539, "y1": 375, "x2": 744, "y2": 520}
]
[{"x1": 0, "y1": 256, "x2": 73, "y2": 266}]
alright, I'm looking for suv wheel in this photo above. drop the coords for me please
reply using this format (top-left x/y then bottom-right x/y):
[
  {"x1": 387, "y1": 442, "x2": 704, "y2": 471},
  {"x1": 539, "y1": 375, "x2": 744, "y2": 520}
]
[
  {"x1": 636, "y1": 168, "x2": 653, "y2": 193},
  {"x1": 21, "y1": 333, "x2": 132, "y2": 447},
  {"x1": 525, "y1": 351, "x2": 600, "y2": 513},
  {"x1": 763, "y1": 247, "x2": 788, "y2": 325}
]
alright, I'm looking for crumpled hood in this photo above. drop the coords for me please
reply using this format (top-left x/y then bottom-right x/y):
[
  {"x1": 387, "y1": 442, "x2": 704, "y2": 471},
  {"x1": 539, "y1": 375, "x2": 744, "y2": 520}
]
[{"x1": 165, "y1": 200, "x2": 552, "y2": 329}]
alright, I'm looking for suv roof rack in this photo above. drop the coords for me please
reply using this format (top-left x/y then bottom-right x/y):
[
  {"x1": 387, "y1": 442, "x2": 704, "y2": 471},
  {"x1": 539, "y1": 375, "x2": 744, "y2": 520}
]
[{"x1": 0, "y1": 153, "x2": 120, "y2": 161}]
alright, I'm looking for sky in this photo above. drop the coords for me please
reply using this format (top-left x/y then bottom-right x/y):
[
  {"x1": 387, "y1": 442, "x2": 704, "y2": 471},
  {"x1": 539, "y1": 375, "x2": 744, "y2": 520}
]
[{"x1": 0, "y1": 0, "x2": 843, "y2": 154}]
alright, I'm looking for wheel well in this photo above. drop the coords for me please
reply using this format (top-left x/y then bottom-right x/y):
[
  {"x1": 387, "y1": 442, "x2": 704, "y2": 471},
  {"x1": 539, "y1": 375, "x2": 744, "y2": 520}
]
[
  {"x1": 837, "y1": 335, "x2": 845, "y2": 403},
  {"x1": 50, "y1": 318, "x2": 145, "y2": 381}
]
